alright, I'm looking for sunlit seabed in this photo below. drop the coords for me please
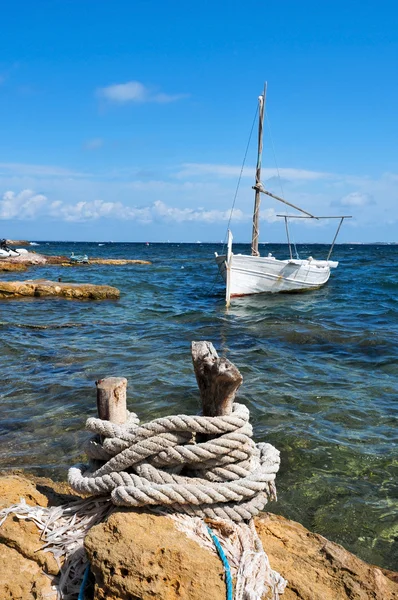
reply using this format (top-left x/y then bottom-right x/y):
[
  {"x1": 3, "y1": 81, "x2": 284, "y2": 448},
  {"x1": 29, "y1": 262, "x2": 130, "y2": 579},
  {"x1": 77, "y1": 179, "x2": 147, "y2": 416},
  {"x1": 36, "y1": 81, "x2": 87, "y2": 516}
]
[{"x1": 0, "y1": 242, "x2": 397, "y2": 570}]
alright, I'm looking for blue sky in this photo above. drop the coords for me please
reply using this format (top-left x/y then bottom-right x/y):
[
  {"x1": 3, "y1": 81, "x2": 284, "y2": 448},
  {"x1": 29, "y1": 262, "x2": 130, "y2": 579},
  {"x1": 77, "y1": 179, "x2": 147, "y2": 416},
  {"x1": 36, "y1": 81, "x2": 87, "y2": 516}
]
[{"x1": 0, "y1": 0, "x2": 397, "y2": 243}]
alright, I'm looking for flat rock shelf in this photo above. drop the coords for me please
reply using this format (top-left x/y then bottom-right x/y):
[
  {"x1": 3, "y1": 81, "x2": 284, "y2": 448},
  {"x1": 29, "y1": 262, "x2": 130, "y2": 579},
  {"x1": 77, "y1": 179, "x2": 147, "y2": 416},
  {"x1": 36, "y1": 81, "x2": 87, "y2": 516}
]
[
  {"x1": 0, "y1": 474, "x2": 397, "y2": 600},
  {"x1": 0, "y1": 279, "x2": 120, "y2": 300},
  {"x1": 46, "y1": 257, "x2": 152, "y2": 266}
]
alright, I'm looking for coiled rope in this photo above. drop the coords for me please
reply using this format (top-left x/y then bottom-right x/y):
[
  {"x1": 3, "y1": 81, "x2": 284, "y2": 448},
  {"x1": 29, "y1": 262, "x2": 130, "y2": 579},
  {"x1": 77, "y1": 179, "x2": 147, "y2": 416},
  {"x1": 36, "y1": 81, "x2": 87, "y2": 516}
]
[{"x1": 68, "y1": 402, "x2": 280, "y2": 522}]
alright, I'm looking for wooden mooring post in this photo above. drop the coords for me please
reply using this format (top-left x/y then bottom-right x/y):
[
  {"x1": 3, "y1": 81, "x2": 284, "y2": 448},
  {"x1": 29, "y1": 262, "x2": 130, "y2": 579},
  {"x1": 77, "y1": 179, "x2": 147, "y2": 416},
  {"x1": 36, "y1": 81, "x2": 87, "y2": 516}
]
[
  {"x1": 95, "y1": 342, "x2": 242, "y2": 426},
  {"x1": 191, "y1": 340, "x2": 243, "y2": 418},
  {"x1": 96, "y1": 376, "x2": 127, "y2": 424}
]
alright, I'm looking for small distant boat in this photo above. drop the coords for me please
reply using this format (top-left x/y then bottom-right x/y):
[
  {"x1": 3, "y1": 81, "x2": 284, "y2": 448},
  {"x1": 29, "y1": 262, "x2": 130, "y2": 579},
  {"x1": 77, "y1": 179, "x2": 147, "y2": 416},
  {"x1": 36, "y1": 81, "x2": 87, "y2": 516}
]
[
  {"x1": 215, "y1": 84, "x2": 352, "y2": 306},
  {"x1": 70, "y1": 252, "x2": 89, "y2": 264},
  {"x1": 0, "y1": 239, "x2": 29, "y2": 258}
]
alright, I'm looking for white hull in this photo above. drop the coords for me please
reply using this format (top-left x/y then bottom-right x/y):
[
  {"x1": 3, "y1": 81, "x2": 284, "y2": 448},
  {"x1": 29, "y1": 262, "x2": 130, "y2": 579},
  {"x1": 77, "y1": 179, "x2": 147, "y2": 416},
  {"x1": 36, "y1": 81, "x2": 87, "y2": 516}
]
[
  {"x1": 215, "y1": 252, "x2": 337, "y2": 299},
  {"x1": 0, "y1": 248, "x2": 28, "y2": 259}
]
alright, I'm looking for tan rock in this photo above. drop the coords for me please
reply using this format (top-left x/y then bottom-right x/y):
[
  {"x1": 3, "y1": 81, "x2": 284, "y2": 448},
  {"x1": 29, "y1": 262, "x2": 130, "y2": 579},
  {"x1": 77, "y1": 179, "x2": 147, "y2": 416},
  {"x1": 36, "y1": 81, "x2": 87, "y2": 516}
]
[
  {"x1": 0, "y1": 544, "x2": 56, "y2": 600},
  {"x1": 0, "y1": 279, "x2": 120, "y2": 299},
  {"x1": 0, "y1": 472, "x2": 79, "y2": 507},
  {"x1": 85, "y1": 510, "x2": 226, "y2": 600},
  {"x1": 5, "y1": 240, "x2": 30, "y2": 246},
  {"x1": 88, "y1": 259, "x2": 151, "y2": 265},
  {"x1": 3, "y1": 253, "x2": 151, "y2": 267},
  {"x1": 84, "y1": 510, "x2": 398, "y2": 600},
  {"x1": 47, "y1": 258, "x2": 152, "y2": 266},
  {"x1": 1, "y1": 475, "x2": 397, "y2": 600},
  {"x1": 255, "y1": 513, "x2": 398, "y2": 600},
  {"x1": 5, "y1": 252, "x2": 47, "y2": 265},
  {"x1": 0, "y1": 262, "x2": 27, "y2": 272},
  {"x1": 0, "y1": 508, "x2": 59, "y2": 576},
  {"x1": 0, "y1": 475, "x2": 49, "y2": 509},
  {"x1": 0, "y1": 475, "x2": 77, "y2": 599}
]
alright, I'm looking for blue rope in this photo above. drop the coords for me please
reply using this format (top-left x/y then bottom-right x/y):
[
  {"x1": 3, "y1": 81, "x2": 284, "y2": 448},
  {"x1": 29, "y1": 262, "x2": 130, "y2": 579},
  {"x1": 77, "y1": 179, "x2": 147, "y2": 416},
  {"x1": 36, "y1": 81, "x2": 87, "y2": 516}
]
[
  {"x1": 207, "y1": 525, "x2": 233, "y2": 600},
  {"x1": 78, "y1": 563, "x2": 90, "y2": 600}
]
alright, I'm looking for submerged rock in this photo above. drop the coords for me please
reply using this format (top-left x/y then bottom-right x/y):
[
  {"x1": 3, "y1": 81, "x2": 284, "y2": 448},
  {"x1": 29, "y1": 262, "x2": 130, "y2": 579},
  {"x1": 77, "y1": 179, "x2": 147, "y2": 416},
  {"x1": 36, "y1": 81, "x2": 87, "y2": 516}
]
[
  {"x1": 0, "y1": 279, "x2": 120, "y2": 299},
  {"x1": 0, "y1": 261, "x2": 27, "y2": 272},
  {"x1": 0, "y1": 475, "x2": 397, "y2": 600},
  {"x1": 88, "y1": 259, "x2": 151, "y2": 265},
  {"x1": 5, "y1": 253, "x2": 152, "y2": 266}
]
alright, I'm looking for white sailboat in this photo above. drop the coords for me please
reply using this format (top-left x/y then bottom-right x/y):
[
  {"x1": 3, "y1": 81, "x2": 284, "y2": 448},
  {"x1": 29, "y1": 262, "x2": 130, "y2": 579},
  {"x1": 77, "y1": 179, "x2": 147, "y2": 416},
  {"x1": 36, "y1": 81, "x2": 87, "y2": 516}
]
[{"x1": 215, "y1": 84, "x2": 351, "y2": 306}]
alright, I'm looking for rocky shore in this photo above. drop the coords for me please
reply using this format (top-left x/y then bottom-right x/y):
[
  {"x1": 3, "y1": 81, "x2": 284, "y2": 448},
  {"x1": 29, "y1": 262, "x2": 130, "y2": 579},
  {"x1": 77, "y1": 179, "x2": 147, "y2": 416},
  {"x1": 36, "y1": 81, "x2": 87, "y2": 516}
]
[
  {"x1": 0, "y1": 279, "x2": 120, "y2": 299},
  {"x1": 0, "y1": 474, "x2": 397, "y2": 600},
  {"x1": 0, "y1": 251, "x2": 151, "y2": 272}
]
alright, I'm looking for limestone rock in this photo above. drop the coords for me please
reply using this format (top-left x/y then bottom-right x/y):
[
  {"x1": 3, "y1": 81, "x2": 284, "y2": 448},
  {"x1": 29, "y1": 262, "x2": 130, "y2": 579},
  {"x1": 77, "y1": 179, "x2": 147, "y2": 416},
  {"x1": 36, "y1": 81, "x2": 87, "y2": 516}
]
[
  {"x1": 85, "y1": 510, "x2": 226, "y2": 600},
  {"x1": 0, "y1": 279, "x2": 120, "y2": 299},
  {"x1": 0, "y1": 262, "x2": 27, "y2": 272},
  {"x1": 255, "y1": 513, "x2": 398, "y2": 600},
  {"x1": 0, "y1": 475, "x2": 49, "y2": 509},
  {"x1": 2, "y1": 252, "x2": 151, "y2": 267},
  {"x1": 0, "y1": 544, "x2": 56, "y2": 600},
  {"x1": 4, "y1": 252, "x2": 47, "y2": 264},
  {"x1": 1, "y1": 475, "x2": 398, "y2": 600},
  {"x1": 84, "y1": 510, "x2": 398, "y2": 600},
  {"x1": 0, "y1": 475, "x2": 77, "y2": 599},
  {"x1": 88, "y1": 259, "x2": 151, "y2": 265},
  {"x1": 46, "y1": 257, "x2": 152, "y2": 266},
  {"x1": 6, "y1": 240, "x2": 30, "y2": 246}
]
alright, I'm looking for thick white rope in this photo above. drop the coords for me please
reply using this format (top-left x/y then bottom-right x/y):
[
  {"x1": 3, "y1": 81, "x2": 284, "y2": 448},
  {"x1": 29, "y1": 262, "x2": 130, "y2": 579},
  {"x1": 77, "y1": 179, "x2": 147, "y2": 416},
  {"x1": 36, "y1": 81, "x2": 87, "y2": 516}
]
[
  {"x1": 169, "y1": 514, "x2": 287, "y2": 600},
  {"x1": 68, "y1": 403, "x2": 280, "y2": 522},
  {"x1": 0, "y1": 402, "x2": 286, "y2": 599}
]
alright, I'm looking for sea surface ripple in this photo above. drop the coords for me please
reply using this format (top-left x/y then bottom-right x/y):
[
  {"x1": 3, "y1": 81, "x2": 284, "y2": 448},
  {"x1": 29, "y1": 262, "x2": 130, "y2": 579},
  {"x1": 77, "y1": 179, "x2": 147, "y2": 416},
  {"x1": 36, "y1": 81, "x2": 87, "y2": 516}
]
[{"x1": 0, "y1": 241, "x2": 397, "y2": 570}]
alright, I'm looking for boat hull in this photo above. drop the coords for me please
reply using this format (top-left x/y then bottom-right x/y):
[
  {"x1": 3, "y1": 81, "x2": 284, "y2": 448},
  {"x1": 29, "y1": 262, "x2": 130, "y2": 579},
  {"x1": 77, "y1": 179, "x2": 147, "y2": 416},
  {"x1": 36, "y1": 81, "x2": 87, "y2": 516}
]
[{"x1": 215, "y1": 253, "x2": 332, "y2": 297}]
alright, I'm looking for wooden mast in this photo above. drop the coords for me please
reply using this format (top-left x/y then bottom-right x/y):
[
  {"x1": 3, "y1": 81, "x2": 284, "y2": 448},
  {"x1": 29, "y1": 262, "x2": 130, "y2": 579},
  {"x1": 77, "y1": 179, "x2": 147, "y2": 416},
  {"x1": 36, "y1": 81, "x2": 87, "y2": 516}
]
[{"x1": 251, "y1": 83, "x2": 267, "y2": 257}]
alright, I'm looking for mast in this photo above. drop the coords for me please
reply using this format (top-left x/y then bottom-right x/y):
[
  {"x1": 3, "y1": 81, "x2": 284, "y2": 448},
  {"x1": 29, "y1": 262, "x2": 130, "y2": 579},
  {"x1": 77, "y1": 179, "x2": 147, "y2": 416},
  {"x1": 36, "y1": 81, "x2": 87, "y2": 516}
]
[{"x1": 251, "y1": 83, "x2": 267, "y2": 257}]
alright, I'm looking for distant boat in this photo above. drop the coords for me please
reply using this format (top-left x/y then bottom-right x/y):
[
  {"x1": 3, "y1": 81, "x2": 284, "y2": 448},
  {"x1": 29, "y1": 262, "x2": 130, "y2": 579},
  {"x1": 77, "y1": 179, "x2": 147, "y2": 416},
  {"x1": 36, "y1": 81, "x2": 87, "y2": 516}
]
[
  {"x1": 0, "y1": 239, "x2": 28, "y2": 258},
  {"x1": 70, "y1": 252, "x2": 89, "y2": 264},
  {"x1": 215, "y1": 84, "x2": 352, "y2": 306}
]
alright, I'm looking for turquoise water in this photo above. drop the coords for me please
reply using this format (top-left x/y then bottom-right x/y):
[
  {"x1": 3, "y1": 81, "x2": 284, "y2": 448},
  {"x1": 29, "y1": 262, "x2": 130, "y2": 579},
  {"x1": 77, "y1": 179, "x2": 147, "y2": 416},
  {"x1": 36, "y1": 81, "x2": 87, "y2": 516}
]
[{"x1": 0, "y1": 241, "x2": 397, "y2": 570}]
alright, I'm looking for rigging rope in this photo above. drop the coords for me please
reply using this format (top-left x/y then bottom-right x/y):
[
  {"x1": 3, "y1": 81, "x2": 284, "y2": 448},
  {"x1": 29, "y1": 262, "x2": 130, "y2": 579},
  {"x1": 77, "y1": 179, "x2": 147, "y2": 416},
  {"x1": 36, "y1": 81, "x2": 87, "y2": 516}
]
[
  {"x1": 221, "y1": 105, "x2": 259, "y2": 257},
  {"x1": 208, "y1": 104, "x2": 260, "y2": 298}
]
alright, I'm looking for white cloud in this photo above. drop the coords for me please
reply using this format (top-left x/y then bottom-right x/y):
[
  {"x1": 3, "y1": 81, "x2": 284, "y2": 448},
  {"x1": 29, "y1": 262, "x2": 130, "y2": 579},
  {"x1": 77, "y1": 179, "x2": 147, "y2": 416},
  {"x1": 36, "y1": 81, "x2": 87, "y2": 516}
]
[
  {"x1": 151, "y1": 200, "x2": 246, "y2": 224},
  {"x1": 97, "y1": 81, "x2": 188, "y2": 104},
  {"x1": 259, "y1": 208, "x2": 278, "y2": 223},
  {"x1": 50, "y1": 199, "x2": 152, "y2": 223},
  {"x1": 332, "y1": 192, "x2": 375, "y2": 207},
  {"x1": 0, "y1": 190, "x2": 248, "y2": 224},
  {"x1": 0, "y1": 190, "x2": 48, "y2": 219},
  {"x1": 1, "y1": 160, "x2": 397, "y2": 240}
]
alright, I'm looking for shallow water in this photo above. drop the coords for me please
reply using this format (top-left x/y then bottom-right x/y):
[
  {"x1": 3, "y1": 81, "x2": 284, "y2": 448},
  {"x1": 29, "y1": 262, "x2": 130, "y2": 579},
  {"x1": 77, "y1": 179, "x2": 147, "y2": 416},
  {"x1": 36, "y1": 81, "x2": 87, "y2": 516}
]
[{"x1": 0, "y1": 241, "x2": 397, "y2": 570}]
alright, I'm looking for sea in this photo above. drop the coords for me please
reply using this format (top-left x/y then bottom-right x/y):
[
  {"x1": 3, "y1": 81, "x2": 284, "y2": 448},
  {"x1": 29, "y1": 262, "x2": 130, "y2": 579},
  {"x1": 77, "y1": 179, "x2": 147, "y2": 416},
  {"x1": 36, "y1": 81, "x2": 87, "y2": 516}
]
[{"x1": 0, "y1": 241, "x2": 397, "y2": 571}]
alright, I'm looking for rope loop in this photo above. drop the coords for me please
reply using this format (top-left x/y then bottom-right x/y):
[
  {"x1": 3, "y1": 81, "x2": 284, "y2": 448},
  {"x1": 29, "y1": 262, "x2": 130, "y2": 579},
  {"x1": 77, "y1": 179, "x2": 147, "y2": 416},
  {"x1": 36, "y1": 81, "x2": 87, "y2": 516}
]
[{"x1": 68, "y1": 402, "x2": 280, "y2": 522}]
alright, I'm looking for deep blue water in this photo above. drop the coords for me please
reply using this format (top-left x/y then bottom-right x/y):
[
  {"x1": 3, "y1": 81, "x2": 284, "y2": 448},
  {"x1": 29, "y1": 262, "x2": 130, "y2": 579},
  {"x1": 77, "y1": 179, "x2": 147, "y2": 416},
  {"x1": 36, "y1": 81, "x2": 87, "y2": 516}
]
[{"x1": 0, "y1": 241, "x2": 397, "y2": 570}]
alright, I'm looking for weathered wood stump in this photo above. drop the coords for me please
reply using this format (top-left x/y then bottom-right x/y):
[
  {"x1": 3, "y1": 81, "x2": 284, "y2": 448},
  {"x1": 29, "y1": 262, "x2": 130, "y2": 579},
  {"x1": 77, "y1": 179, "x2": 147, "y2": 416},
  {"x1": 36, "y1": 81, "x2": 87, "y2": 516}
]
[
  {"x1": 191, "y1": 341, "x2": 243, "y2": 417},
  {"x1": 96, "y1": 377, "x2": 128, "y2": 424}
]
